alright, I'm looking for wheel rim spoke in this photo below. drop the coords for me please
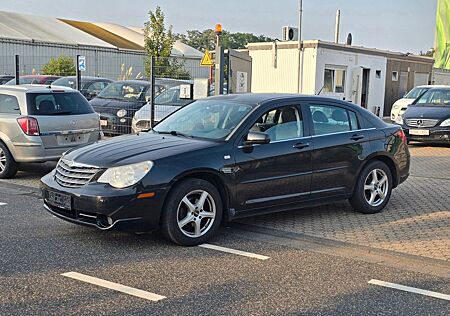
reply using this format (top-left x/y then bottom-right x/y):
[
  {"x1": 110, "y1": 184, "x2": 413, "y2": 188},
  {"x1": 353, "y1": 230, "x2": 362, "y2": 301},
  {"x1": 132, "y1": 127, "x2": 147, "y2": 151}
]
[
  {"x1": 178, "y1": 214, "x2": 194, "y2": 229},
  {"x1": 199, "y1": 211, "x2": 215, "y2": 218},
  {"x1": 182, "y1": 196, "x2": 196, "y2": 212},
  {"x1": 194, "y1": 219, "x2": 202, "y2": 237},
  {"x1": 196, "y1": 191, "x2": 209, "y2": 210},
  {"x1": 371, "y1": 170, "x2": 378, "y2": 182},
  {"x1": 379, "y1": 176, "x2": 388, "y2": 186}
]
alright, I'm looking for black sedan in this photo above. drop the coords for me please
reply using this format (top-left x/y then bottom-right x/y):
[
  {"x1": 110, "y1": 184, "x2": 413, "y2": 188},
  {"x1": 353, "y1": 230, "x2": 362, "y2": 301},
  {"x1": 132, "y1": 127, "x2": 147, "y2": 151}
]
[
  {"x1": 399, "y1": 87, "x2": 450, "y2": 143},
  {"x1": 41, "y1": 94, "x2": 410, "y2": 246}
]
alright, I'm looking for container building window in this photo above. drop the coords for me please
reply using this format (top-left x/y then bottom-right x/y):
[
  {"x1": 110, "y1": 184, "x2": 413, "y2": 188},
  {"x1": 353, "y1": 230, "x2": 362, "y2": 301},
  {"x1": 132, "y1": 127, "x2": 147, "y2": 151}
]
[{"x1": 323, "y1": 68, "x2": 346, "y2": 94}]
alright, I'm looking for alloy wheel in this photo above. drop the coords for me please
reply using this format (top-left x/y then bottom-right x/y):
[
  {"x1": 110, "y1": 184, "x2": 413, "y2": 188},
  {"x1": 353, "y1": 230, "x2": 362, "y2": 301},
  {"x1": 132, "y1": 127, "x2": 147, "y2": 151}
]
[
  {"x1": 176, "y1": 190, "x2": 216, "y2": 238},
  {"x1": 0, "y1": 148, "x2": 6, "y2": 173},
  {"x1": 364, "y1": 169, "x2": 389, "y2": 207}
]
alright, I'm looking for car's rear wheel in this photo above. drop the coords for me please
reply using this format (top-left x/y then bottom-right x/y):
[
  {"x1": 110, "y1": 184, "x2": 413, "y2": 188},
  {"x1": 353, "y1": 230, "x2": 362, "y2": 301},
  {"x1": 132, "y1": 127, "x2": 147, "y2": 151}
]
[
  {"x1": 350, "y1": 160, "x2": 392, "y2": 214},
  {"x1": 161, "y1": 178, "x2": 223, "y2": 246},
  {"x1": 0, "y1": 143, "x2": 18, "y2": 179}
]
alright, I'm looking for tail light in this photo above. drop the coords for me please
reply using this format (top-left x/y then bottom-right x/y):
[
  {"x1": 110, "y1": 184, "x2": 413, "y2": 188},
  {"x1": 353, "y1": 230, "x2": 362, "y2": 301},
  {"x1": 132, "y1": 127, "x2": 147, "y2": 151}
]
[
  {"x1": 396, "y1": 129, "x2": 407, "y2": 144},
  {"x1": 17, "y1": 117, "x2": 40, "y2": 136}
]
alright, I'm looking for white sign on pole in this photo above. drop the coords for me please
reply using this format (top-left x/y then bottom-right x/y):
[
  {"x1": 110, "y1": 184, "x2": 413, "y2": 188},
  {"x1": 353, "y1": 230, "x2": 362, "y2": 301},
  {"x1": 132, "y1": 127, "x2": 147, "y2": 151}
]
[
  {"x1": 78, "y1": 56, "x2": 86, "y2": 72},
  {"x1": 236, "y1": 71, "x2": 248, "y2": 93}
]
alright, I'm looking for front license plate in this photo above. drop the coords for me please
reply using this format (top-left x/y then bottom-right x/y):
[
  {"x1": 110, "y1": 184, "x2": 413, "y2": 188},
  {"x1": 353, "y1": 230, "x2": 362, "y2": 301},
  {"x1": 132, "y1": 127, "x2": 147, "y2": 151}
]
[
  {"x1": 45, "y1": 190, "x2": 72, "y2": 210},
  {"x1": 100, "y1": 120, "x2": 108, "y2": 127},
  {"x1": 409, "y1": 129, "x2": 430, "y2": 136}
]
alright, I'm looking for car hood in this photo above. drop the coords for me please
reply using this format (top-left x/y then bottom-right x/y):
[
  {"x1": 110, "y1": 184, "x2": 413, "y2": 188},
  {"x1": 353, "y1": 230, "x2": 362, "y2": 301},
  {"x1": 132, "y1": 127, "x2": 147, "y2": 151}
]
[
  {"x1": 90, "y1": 98, "x2": 145, "y2": 114},
  {"x1": 393, "y1": 98, "x2": 415, "y2": 108},
  {"x1": 64, "y1": 132, "x2": 217, "y2": 167},
  {"x1": 404, "y1": 105, "x2": 450, "y2": 120}
]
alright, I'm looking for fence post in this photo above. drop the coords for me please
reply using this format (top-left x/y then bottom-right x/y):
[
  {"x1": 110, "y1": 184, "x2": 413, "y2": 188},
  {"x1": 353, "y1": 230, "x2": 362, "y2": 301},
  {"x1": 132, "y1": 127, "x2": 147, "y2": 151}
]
[
  {"x1": 14, "y1": 55, "x2": 19, "y2": 85},
  {"x1": 76, "y1": 55, "x2": 81, "y2": 91},
  {"x1": 150, "y1": 56, "x2": 155, "y2": 129}
]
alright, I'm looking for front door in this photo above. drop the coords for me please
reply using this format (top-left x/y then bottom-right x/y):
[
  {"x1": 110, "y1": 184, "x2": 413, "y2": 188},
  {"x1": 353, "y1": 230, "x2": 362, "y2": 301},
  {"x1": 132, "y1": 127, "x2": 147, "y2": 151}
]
[{"x1": 234, "y1": 104, "x2": 312, "y2": 211}]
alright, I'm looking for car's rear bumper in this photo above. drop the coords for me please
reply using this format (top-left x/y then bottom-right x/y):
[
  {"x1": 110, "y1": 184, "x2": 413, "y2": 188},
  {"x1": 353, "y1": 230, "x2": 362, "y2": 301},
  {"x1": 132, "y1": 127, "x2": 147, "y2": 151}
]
[{"x1": 40, "y1": 171, "x2": 167, "y2": 232}]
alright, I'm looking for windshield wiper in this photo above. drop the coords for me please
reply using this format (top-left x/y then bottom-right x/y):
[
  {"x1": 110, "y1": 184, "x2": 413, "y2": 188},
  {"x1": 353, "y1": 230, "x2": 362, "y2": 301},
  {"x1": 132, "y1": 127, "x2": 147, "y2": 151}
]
[{"x1": 156, "y1": 130, "x2": 193, "y2": 138}]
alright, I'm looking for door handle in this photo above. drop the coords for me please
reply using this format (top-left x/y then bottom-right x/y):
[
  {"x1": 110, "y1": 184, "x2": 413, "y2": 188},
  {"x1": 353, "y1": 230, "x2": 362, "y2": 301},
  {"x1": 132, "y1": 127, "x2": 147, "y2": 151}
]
[
  {"x1": 350, "y1": 134, "x2": 365, "y2": 141},
  {"x1": 293, "y1": 142, "x2": 310, "y2": 149}
]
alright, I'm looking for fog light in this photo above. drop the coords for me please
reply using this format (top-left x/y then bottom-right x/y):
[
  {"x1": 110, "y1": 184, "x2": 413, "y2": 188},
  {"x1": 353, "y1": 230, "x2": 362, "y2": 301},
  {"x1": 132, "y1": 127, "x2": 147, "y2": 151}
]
[{"x1": 107, "y1": 217, "x2": 113, "y2": 225}]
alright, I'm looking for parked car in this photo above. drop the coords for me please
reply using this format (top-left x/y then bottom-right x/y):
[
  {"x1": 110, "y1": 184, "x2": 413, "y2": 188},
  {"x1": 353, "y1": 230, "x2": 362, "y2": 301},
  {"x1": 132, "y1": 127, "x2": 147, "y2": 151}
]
[
  {"x1": 398, "y1": 87, "x2": 450, "y2": 143},
  {"x1": 5, "y1": 75, "x2": 61, "y2": 85},
  {"x1": 41, "y1": 94, "x2": 410, "y2": 246},
  {"x1": 90, "y1": 79, "x2": 187, "y2": 135},
  {"x1": 0, "y1": 75, "x2": 14, "y2": 85},
  {"x1": 0, "y1": 85, "x2": 102, "y2": 178},
  {"x1": 51, "y1": 76, "x2": 113, "y2": 100},
  {"x1": 390, "y1": 85, "x2": 448, "y2": 122},
  {"x1": 132, "y1": 85, "x2": 195, "y2": 133}
]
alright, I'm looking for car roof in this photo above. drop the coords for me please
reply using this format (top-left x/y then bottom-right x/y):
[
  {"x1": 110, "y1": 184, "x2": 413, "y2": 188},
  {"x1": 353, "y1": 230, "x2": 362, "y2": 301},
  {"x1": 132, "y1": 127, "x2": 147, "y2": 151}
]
[
  {"x1": 0, "y1": 84, "x2": 74, "y2": 93},
  {"x1": 19, "y1": 75, "x2": 60, "y2": 78},
  {"x1": 205, "y1": 93, "x2": 358, "y2": 108},
  {"x1": 113, "y1": 80, "x2": 151, "y2": 85},
  {"x1": 54, "y1": 76, "x2": 112, "y2": 81},
  {"x1": 416, "y1": 85, "x2": 450, "y2": 88}
]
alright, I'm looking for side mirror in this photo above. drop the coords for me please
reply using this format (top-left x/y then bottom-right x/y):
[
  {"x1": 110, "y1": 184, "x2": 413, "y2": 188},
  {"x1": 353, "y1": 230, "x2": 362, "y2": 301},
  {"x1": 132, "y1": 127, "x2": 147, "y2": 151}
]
[{"x1": 244, "y1": 131, "x2": 270, "y2": 146}]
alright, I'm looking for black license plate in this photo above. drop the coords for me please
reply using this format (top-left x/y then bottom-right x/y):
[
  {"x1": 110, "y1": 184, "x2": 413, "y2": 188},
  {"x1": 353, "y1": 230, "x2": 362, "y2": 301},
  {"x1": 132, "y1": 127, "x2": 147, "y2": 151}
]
[{"x1": 45, "y1": 190, "x2": 72, "y2": 210}]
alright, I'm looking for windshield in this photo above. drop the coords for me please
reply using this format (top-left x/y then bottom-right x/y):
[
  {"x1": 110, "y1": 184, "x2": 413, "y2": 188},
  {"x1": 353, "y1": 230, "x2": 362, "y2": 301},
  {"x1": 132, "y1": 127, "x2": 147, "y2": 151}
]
[
  {"x1": 52, "y1": 77, "x2": 77, "y2": 89},
  {"x1": 26, "y1": 92, "x2": 94, "y2": 115},
  {"x1": 415, "y1": 89, "x2": 450, "y2": 106},
  {"x1": 98, "y1": 82, "x2": 148, "y2": 102},
  {"x1": 405, "y1": 87, "x2": 429, "y2": 99},
  {"x1": 154, "y1": 100, "x2": 253, "y2": 140}
]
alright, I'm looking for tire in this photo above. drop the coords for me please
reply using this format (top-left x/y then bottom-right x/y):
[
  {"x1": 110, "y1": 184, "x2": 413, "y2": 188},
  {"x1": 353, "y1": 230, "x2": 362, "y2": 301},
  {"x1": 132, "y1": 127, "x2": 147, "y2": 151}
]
[
  {"x1": 0, "y1": 142, "x2": 18, "y2": 179},
  {"x1": 161, "y1": 178, "x2": 223, "y2": 246},
  {"x1": 350, "y1": 160, "x2": 393, "y2": 214}
]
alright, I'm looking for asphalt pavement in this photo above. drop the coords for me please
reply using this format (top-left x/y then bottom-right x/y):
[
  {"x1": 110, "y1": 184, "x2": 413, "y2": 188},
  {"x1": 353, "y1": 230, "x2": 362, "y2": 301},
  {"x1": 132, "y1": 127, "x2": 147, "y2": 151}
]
[{"x1": 0, "y1": 182, "x2": 449, "y2": 316}]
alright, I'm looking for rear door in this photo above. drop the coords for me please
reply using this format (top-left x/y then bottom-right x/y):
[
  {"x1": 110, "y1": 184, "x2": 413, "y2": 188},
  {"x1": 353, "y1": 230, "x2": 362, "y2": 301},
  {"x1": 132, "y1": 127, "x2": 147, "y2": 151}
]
[
  {"x1": 26, "y1": 91, "x2": 100, "y2": 149},
  {"x1": 306, "y1": 102, "x2": 371, "y2": 198}
]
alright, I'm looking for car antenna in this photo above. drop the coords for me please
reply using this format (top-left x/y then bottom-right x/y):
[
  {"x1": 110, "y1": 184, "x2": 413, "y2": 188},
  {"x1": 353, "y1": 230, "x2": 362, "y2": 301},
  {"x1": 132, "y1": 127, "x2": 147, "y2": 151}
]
[{"x1": 316, "y1": 85, "x2": 325, "y2": 95}]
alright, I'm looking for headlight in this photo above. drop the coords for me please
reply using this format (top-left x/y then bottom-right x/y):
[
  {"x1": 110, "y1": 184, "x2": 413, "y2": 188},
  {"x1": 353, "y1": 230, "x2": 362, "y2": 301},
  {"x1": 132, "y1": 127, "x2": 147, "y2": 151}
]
[
  {"x1": 117, "y1": 109, "x2": 127, "y2": 118},
  {"x1": 440, "y1": 119, "x2": 450, "y2": 127},
  {"x1": 97, "y1": 161, "x2": 153, "y2": 188},
  {"x1": 395, "y1": 115, "x2": 404, "y2": 125}
]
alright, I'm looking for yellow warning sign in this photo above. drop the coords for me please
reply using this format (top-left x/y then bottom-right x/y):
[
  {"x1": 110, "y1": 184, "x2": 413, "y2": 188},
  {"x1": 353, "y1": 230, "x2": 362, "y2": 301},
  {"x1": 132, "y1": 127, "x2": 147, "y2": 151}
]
[{"x1": 200, "y1": 50, "x2": 214, "y2": 66}]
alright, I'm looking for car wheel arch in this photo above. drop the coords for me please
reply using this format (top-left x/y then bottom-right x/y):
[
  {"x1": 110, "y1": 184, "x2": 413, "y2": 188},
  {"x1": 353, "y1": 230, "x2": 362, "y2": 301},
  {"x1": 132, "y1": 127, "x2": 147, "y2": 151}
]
[
  {"x1": 356, "y1": 154, "x2": 399, "y2": 190},
  {"x1": 162, "y1": 169, "x2": 231, "y2": 224}
]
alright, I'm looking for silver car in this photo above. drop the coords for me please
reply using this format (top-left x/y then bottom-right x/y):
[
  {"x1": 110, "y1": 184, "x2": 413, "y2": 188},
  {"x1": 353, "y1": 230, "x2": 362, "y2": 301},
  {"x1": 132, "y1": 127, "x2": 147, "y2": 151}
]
[{"x1": 0, "y1": 85, "x2": 101, "y2": 178}]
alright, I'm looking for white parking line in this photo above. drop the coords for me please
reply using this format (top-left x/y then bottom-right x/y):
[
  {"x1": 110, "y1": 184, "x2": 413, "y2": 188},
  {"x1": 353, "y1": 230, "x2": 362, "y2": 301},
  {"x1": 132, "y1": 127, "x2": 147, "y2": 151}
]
[
  {"x1": 0, "y1": 202, "x2": 7, "y2": 206},
  {"x1": 199, "y1": 243, "x2": 270, "y2": 260},
  {"x1": 61, "y1": 272, "x2": 166, "y2": 302},
  {"x1": 368, "y1": 279, "x2": 450, "y2": 301}
]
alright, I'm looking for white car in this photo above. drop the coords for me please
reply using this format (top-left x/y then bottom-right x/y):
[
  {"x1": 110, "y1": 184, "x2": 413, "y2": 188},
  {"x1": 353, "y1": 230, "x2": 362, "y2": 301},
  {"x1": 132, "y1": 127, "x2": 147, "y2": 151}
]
[{"x1": 391, "y1": 85, "x2": 448, "y2": 122}]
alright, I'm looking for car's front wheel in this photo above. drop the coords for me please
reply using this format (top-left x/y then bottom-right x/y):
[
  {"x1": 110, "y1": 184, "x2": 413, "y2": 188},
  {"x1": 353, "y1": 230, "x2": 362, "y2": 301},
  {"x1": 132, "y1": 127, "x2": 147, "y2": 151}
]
[
  {"x1": 350, "y1": 161, "x2": 392, "y2": 214},
  {"x1": 0, "y1": 142, "x2": 18, "y2": 179},
  {"x1": 161, "y1": 178, "x2": 223, "y2": 246}
]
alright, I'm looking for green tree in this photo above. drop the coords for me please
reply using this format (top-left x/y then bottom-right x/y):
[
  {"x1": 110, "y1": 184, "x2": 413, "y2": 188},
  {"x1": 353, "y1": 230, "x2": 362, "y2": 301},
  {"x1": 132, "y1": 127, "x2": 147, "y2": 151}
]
[
  {"x1": 144, "y1": 6, "x2": 190, "y2": 79},
  {"x1": 42, "y1": 56, "x2": 76, "y2": 76},
  {"x1": 175, "y1": 29, "x2": 274, "y2": 51}
]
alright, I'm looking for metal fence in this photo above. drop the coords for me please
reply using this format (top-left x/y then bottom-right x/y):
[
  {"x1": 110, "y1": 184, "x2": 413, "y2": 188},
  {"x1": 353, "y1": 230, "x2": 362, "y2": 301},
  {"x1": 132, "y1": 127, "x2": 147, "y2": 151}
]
[{"x1": 3, "y1": 49, "x2": 212, "y2": 137}]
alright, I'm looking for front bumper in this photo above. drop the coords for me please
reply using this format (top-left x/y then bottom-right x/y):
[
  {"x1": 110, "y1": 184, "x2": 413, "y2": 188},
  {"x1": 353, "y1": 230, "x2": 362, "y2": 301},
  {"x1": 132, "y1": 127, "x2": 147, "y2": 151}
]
[
  {"x1": 40, "y1": 171, "x2": 168, "y2": 232},
  {"x1": 402, "y1": 126, "x2": 450, "y2": 143},
  {"x1": 99, "y1": 113, "x2": 132, "y2": 135}
]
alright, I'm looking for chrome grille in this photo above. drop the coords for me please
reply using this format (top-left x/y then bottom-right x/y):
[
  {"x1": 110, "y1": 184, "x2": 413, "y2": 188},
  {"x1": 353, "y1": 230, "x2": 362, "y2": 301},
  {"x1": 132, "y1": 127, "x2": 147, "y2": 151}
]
[
  {"x1": 55, "y1": 159, "x2": 100, "y2": 188},
  {"x1": 405, "y1": 118, "x2": 439, "y2": 128}
]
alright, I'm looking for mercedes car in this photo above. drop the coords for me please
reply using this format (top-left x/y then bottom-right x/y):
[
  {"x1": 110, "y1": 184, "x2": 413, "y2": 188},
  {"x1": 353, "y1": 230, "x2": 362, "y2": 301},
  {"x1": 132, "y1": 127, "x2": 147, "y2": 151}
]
[{"x1": 41, "y1": 94, "x2": 410, "y2": 246}]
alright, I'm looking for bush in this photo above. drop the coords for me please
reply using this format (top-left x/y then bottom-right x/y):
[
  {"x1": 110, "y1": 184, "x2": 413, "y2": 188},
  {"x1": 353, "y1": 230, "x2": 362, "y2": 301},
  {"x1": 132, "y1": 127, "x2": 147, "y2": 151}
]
[{"x1": 42, "y1": 56, "x2": 76, "y2": 76}]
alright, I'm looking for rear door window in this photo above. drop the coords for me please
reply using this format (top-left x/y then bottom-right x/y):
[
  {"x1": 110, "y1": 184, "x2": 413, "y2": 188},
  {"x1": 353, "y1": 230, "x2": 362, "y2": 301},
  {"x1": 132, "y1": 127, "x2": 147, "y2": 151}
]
[
  {"x1": 0, "y1": 94, "x2": 20, "y2": 114},
  {"x1": 26, "y1": 92, "x2": 94, "y2": 115},
  {"x1": 309, "y1": 104, "x2": 355, "y2": 135}
]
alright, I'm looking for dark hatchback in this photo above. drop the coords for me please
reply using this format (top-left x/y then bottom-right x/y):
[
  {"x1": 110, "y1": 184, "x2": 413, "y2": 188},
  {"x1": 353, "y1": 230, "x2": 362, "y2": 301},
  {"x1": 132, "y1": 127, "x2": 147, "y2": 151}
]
[
  {"x1": 51, "y1": 76, "x2": 113, "y2": 100},
  {"x1": 41, "y1": 94, "x2": 410, "y2": 246},
  {"x1": 399, "y1": 87, "x2": 450, "y2": 143}
]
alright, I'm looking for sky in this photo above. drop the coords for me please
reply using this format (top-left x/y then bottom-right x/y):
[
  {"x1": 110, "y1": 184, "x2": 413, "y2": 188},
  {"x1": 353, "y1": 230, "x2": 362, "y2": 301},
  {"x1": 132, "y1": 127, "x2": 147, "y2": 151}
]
[{"x1": 0, "y1": 0, "x2": 437, "y2": 54}]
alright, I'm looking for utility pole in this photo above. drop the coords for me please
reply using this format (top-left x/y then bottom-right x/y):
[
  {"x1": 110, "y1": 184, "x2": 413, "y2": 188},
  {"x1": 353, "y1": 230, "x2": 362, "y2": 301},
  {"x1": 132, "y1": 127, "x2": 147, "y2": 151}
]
[{"x1": 297, "y1": 0, "x2": 303, "y2": 94}]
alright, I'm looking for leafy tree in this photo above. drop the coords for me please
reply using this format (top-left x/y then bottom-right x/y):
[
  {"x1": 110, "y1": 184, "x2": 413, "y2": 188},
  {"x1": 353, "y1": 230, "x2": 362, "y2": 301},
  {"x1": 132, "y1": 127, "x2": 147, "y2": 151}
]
[
  {"x1": 42, "y1": 56, "x2": 76, "y2": 76},
  {"x1": 175, "y1": 29, "x2": 274, "y2": 51},
  {"x1": 144, "y1": 6, "x2": 190, "y2": 79},
  {"x1": 420, "y1": 48, "x2": 435, "y2": 58}
]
